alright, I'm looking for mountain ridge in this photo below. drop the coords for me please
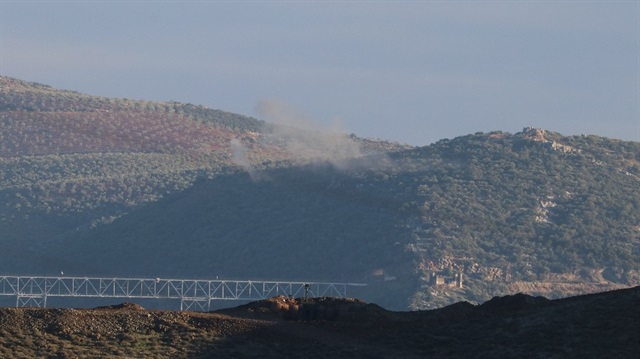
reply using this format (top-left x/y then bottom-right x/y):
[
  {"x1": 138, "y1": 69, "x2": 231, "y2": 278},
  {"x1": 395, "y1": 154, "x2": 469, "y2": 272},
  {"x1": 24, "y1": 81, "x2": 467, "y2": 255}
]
[{"x1": 1, "y1": 76, "x2": 638, "y2": 310}]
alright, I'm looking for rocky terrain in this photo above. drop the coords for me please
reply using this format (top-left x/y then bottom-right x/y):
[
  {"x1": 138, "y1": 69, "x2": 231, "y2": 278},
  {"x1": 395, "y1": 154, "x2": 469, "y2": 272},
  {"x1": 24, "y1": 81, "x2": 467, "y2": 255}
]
[{"x1": 0, "y1": 286, "x2": 637, "y2": 358}]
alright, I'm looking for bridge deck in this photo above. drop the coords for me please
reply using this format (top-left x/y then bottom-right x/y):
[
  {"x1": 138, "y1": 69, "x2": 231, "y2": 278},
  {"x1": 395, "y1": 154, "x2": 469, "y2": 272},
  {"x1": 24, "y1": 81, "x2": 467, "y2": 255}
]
[{"x1": 0, "y1": 275, "x2": 366, "y2": 311}]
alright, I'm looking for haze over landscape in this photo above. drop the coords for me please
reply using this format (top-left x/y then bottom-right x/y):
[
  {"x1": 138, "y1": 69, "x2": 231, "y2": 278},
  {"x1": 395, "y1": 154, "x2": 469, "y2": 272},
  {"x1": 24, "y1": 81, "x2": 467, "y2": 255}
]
[
  {"x1": 1, "y1": 75, "x2": 639, "y2": 310},
  {"x1": 0, "y1": 2, "x2": 639, "y2": 356},
  {"x1": 1, "y1": 1, "x2": 638, "y2": 145},
  {"x1": 0, "y1": 76, "x2": 638, "y2": 357}
]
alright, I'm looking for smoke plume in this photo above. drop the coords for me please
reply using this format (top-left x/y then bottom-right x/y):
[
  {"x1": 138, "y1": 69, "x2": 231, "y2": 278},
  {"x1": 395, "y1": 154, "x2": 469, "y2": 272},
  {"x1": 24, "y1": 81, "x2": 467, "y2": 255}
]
[
  {"x1": 230, "y1": 138, "x2": 262, "y2": 180},
  {"x1": 255, "y1": 100, "x2": 366, "y2": 169}
]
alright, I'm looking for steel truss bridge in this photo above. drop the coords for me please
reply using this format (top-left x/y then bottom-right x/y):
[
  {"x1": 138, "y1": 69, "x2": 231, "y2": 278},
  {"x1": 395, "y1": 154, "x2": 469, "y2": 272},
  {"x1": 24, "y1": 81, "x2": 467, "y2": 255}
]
[{"x1": 0, "y1": 275, "x2": 366, "y2": 311}]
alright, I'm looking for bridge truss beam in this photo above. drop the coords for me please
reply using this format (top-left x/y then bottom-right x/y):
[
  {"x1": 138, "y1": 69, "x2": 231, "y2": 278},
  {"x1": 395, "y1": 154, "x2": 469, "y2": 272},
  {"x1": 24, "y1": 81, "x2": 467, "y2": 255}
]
[{"x1": 0, "y1": 276, "x2": 366, "y2": 311}]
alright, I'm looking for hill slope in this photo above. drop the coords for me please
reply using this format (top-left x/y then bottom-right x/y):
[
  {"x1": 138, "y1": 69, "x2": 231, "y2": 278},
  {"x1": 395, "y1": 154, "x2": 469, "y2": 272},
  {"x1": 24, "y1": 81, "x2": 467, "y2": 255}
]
[
  {"x1": 0, "y1": 76, "x2": 268, "y2": 237},
  {"x1": 0, "y1": 76, "x2": 402, "y2": 279},
  {"x1": 1, "y1": 77, "x2": 639, "y2": 310},
  {"x1": 1, "y1": 287, "x2": 638, "y2": 358},
  {"x1": 46, "y1": 129, "x2": 640, "y2": 309}
]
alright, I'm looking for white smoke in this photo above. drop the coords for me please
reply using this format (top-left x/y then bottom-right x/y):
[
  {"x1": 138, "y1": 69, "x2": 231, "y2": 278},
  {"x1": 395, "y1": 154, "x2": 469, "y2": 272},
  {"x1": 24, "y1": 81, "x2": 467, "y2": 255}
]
[
  {"x1": 230, "y1": 138, "x2": 249, "y2": 168},
  {"x1": 230, "y1": 138, "x2": 262, "y2": 180},
  {"x1": 255, "y1": 99, "x2": 365, "y2": 169}
]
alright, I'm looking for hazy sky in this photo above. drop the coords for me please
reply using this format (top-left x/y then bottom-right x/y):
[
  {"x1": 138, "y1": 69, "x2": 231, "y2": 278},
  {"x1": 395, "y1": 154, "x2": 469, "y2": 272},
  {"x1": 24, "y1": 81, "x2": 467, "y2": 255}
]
[{"x1": 1, "y1": 1, "x2": 638, "y2": 146}]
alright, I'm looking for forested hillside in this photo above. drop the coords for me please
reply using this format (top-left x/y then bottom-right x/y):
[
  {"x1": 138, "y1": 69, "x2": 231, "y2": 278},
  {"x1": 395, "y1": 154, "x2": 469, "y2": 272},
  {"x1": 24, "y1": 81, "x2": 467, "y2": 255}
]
[
  {"x1": 0, "y1": 76, "x2": 397, "y2": 245},
  {"x1": 0, "y1": 76, "x2": 268, "y2": 242},
  {"x1": 43, "y1": 128, "x2": 639, "y2": 309},
  {"x1": 403, "y1": 130, "x2": 640, "y2": 307},
  {"x1": 1, "y1": 77, "x2": 638, "y2": 310}
]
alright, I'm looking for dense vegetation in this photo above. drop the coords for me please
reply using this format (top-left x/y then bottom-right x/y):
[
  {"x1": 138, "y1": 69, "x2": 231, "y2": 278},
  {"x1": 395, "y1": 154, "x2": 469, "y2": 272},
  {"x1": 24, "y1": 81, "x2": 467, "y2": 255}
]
[
  {"x1": 0, "y1": 77, "x2": 281, "y2": 258},
  {"x1": 403, "y1": 131, "x2": 640, "y2": 306},
  {"x1": 1, "y1": 76, "x2": 638, "y2": 310},
  {"x1": 0, "y1": 76, "x2": 392, "y2": 240}
]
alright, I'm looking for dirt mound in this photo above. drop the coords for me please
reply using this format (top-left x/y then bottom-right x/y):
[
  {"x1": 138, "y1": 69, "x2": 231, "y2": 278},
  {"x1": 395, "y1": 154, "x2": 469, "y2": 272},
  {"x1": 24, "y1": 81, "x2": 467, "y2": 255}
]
[
  {"x1": 479, "y1": 292, "x2": 549, "y2": 313},
  {"x1": 297, "y1": 297, "x2": 368, "y2": 321},
  {"x1": 422, "y1": 300, "x2": 477, "y2": 323},
  {"x1": 94, "y1": 302, "x2": 145, "y2": 311},
  {"x1": 215, "y1": 295, "x2": 298, "y2": 320},
  {"x1": 0, "y1": 288, "x2": 638, "y2": 358},
  {"x1": 216, "y1": 295, "x2": 374, "y2": 321}
]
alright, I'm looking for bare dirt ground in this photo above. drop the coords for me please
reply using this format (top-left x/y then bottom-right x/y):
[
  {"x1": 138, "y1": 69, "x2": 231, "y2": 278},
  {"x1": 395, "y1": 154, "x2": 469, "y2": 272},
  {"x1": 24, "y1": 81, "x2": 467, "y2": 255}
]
[{"x1": 0, "y1": 288, "x2": 638, "y2": 358}]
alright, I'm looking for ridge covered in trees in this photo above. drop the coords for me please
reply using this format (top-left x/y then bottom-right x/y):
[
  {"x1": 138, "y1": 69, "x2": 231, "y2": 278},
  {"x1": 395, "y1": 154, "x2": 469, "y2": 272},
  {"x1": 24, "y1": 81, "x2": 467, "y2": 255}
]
[{"x1": 1, "y1": 76, "x2": 638, "y2": 310}]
